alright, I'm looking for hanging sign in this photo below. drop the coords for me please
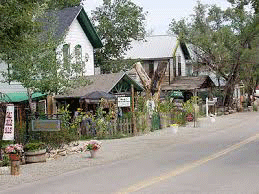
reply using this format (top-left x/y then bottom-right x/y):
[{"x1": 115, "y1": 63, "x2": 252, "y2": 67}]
[
  {"x1": 2, "y1": 104, "x2": 15, "y2": 141},
  {"x1": 118, "y1": 97, "x2": 131, "y2": 107}
]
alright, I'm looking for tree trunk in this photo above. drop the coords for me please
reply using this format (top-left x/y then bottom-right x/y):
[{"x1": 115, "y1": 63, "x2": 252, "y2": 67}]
[
  {"x1": 27, "y1": 88, "x2": 34, "y2": 113},
  {"x1": 223, "y1": 63, "x2": 240, "y2": 108}
]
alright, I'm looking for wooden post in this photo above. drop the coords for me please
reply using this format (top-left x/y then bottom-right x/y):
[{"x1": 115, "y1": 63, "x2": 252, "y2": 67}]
[
  {"x1": 131, "y1": 84, "x2": 137, "y2": 135},
  {"x1": 11, "y1": 160, "x2": 20, "y2": 175}
]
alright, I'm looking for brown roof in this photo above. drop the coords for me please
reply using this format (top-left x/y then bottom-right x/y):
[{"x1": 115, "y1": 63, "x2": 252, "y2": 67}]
[
  {"x1": 162, "y1": 76, "x2": 215, "y2": 91},
  {"x1": 55, "y1": 72, "x2": 143, "y2": 99}
]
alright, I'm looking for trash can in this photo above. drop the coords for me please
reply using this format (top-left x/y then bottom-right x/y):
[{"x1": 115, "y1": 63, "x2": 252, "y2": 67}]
[{"x1": 151, "y1": 112, "x2": 160, "y2": 131}]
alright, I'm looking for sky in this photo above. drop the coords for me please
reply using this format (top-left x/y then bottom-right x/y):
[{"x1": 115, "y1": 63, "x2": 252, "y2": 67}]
[{"x1": 82, "y1": 0, "x2": 232, "y2": 35}]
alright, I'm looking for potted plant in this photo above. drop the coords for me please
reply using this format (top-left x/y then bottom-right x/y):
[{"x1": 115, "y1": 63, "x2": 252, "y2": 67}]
[
  {"x1": 24, "y1": 142, "x2": 47, "y2": 164},
  {"x1": 4, "y1": 144, "x2": 23, "y2": 160},
  {"x1": 4, "y1": 144, "x2": 23, "y2": 175},
  {"x1": 85, "y1": 140, "x2": 102, "y2": 158}
]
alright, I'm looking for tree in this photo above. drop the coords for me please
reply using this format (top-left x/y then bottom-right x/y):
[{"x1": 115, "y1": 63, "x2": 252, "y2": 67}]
[
  {"x1": 169, "y1": 2, "x2": 259, "y2": 107},
  {"x1": 134, "y1": 61, "x2": 168, "y2": 104},
  {"x1": 0, "y1": 1, "x2": 86, "y2": 112},
  {"x1": 227, "y1": 0, "x2": 259, "y2": 14},
  {"x1": 91, "y1": 0, "x2": 146, "y2": 73}
]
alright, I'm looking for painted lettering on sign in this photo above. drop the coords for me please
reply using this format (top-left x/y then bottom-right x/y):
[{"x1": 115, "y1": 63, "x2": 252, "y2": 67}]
[{"x1": 118, "y1": 97, "x2": 131, "y2": 107}]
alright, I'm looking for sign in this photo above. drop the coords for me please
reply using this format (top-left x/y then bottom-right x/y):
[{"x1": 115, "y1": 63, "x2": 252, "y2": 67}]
[
  {"x1": 32, "y1": 120, "x2": 61, "y2": 131},
  {"x1": 118, "y1": 97, "x2": 131, "y2": 107},
  {"x1": 147, "y1": 100, "x2": 155, "y2": 114},
  {"x1": 2, "y1": 104, "x2": 15, "y2": 140},
  {"x1": 171, "y1": 91, "x2": 183, "y2": 97}
]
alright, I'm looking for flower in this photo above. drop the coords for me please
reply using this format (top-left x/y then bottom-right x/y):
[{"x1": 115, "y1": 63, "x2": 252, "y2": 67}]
[
  {"x1": 4, "y1": 144, "x2": 23, "y2": 154},
  {"x1": 85, "y1": 140, "x2": 102, "y2": 151}
]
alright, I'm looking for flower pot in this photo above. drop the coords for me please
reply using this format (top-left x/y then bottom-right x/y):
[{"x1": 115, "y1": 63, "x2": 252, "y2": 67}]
[
  {"x1": 9, "y1": 153, "x2": 20, "y2": 161},
  {"x1": 89, "y1": 150, "x2": 97, "y2": 158},
  {"x1": 25, "y1": 149, "x2": 46, "y2": 164}
]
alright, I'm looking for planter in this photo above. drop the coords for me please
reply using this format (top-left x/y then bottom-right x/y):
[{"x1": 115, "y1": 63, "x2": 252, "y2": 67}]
[
  {"x1": 8, "y1": 154, "x2": 21, "y2": 175},
  {"x1": 89, "y1": 150, "x2": 97, "y2": 158},
  {"x1": 9, "y1": 153, "x2": 20, "y2": 161},
  {"x1": 25, "y1": 149, "x2": 46, "y2": 164}
]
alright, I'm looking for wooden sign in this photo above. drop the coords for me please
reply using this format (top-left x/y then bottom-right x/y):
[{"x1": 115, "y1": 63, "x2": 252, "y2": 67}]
[{"x1": 32, "y1": 120, "x2": 61, "y2": 131}]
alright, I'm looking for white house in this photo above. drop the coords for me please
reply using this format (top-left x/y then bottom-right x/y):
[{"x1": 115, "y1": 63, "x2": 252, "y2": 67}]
[
  {"x1": 125, "y1": 35, "x2": 193, "y2": 85},
  {"x1": 0, "y1": 6, "x2": 102, "y2": 104}
]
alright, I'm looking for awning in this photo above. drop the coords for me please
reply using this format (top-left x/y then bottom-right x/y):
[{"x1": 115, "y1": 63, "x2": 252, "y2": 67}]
[
  {"x1": 80, "y1": 91, "x2": 116, "y2": 104},
  {"x1": 0, "y1": 92, "x2": 46, "y2": 103}
]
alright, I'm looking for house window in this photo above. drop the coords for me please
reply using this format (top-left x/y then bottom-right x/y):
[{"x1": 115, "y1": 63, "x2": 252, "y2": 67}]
[
  {"x1": 63, "y1": 44, "x2": 70, "y2": 73},
  {"x1": 178, "y1": 56, "x2": 181, "y2": 76},
  {"x1": 75, "y1": 45, "x2": 82, "y2": 64},
  {"x1": 173, "y1": 57, "x2": 176, "y2": 77}
]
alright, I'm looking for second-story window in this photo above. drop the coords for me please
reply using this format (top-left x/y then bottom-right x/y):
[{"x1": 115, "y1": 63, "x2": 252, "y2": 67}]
[
  {"x1": 75, "y1": 45, "x2": 82, "y2": 64},
  {"x1": 63, "y1": 44, "x2": 70, "y2": 73},
  {"x1": 178, "y1": 56, "x2": 181, "y2": 76},
  {"x1": 173, "y1": 57, "x2": 176, "y2": 77}
]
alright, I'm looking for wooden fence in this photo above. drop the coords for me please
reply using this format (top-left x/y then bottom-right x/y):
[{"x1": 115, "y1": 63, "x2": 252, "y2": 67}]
[{"x1": 80, "y1": 114, "x2": 148, "y2": 138}]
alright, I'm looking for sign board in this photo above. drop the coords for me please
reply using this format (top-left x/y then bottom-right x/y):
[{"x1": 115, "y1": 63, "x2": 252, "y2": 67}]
[
  {"x1": 171, "y1": 91, "x2": 183, "y2": 98},
  {"x1": 147, "y1": 100, "x2": 155, "y2": 114},
  {"x1": 118, "y1": 97, "x2": 131, "y2": 107},
  {"x1": 32, "y1": 120, "x2": 61, "y2": 131},
  {"x1": 2, "y1": 104, "x2": 15, "y2": 141}
]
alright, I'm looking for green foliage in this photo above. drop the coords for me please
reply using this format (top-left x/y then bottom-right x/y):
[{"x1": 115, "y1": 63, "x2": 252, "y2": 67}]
[
  {"x1": 169, "y1": 1, "x2": 259, "y2": 107},
  {"x1": 157, "y1": 98, "x2": 175, "y2": 113},
  {"x1": 91, "y1": 0, "x2": 147, "y2": 73},
  {"x1": 29, "y1": 106, "x2": 79, "y2": 149},
  {"x1": 24, "y1": 142, "x2": 46, "y2": 151},
  {"x1": 0, "y1": 154, "x2": 10, "y2": 167}
]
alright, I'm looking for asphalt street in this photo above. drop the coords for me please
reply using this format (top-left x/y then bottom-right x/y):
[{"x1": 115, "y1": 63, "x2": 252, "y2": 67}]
[{"x1": 1, "y1": 112, "x2": 259, "y2": 193}]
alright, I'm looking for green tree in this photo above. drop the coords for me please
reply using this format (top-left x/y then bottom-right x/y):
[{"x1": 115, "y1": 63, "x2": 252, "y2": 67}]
[
  {"x1": 169, "y1": 2, "x2": 259, "y2": 107},
  {"x1": 0, "y1": 1, "x2": 86, "y2": 111},
  {"x1": 91, "y1": 0, "x2": 146, "y2": 73}
]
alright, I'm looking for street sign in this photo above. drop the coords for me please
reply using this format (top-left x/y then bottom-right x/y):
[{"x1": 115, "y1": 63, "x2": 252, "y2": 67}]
[{"x1": 118, "y1": 97, "x2": 131, "y2": 107}]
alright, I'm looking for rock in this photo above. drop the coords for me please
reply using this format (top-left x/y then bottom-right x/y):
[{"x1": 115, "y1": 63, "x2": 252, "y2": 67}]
[{"x1": 58, "y1": 150, "x2": 67, "y2": 156}]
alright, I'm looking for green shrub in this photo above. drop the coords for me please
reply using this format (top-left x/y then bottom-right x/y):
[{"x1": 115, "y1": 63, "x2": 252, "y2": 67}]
[
  {"x1": 0, "y1": 154, "x2": 10, "y2": 167},
  {"x1": 24, "y1": 142, "x2": 46, "y2": 151}
]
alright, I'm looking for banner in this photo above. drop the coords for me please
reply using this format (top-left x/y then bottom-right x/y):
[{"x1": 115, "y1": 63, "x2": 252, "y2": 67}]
[{"x1": 2, "y1": 104, "x2": 15, "y2": 141}]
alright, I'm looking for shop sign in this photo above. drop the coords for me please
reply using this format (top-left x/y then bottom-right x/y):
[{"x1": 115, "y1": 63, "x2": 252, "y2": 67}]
[
  {"x1": 2, "y1": 104, "x2": 15, "y2": 141},
  {"x1": 118, "y1": 97, "x2": 131, "y2": 107},
  {"x1": 32, "y1": 120, "x2": 61, "y2": 131}
]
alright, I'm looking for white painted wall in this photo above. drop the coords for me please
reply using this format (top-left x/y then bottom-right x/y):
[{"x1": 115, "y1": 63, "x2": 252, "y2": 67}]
[{"x1": 57, "y1": 18, "x2": 95, "y2": 76}]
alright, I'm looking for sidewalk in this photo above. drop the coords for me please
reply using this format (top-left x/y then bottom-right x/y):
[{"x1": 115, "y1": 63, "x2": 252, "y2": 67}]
[{"x1": 0, "y1": 112, "x2": 249, "y2": 191}]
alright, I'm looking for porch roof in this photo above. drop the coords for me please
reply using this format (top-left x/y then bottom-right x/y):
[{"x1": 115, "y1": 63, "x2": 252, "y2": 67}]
[
  {"x1": 162, "y1": 76, "x2": 215, "y2": 91},
  {"x1": 55, "y1": 72, "x2": 143, "y2": 99}
]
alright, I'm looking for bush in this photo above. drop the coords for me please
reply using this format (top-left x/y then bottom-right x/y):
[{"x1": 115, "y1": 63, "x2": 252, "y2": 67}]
[
  {"x1": 29, "y1": 106, "x2": 79, "y2": 150},
  {"x1": 24, "y1": 142, "x2": 46, "y2": 152},
  {"x1": 0, "y1": 154, "x2": 10, "y2": 167}
]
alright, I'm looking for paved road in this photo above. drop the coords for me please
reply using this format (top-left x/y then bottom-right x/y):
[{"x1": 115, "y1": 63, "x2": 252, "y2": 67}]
[{"x1": 1, "y1": 112, "x2": 259, "y2": 193}]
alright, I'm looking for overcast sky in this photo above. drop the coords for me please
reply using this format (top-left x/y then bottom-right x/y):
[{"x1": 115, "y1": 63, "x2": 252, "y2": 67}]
[{"x1": 82, "y1": 0, "x2": 232, "y2": 35}]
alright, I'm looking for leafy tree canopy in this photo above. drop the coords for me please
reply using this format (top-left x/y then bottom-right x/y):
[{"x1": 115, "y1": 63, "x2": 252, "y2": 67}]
[
  {"x1": 91, "y1": 0, "x2": 147, "y2": 73},
  {"x1": 169, "y1": 1, "x2": 259, "y2": 106},
  {"x1": 0, "y1": 0, "x2": 86, "y2": 111}
]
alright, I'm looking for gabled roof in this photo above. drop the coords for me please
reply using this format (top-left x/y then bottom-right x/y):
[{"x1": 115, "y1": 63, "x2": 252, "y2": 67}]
[
  {"x1": 162, "y1": 76, "x2": 215, "y2": 91},
  {"x1": 55, "y1": 72, "x2": 143, "y2": 99},
  {"x1": 44, "y1": 6, "x2": 102, "y2": 48},
  {"x1": 124, "y1": 35, "x2": 190, "y2": 60}
]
